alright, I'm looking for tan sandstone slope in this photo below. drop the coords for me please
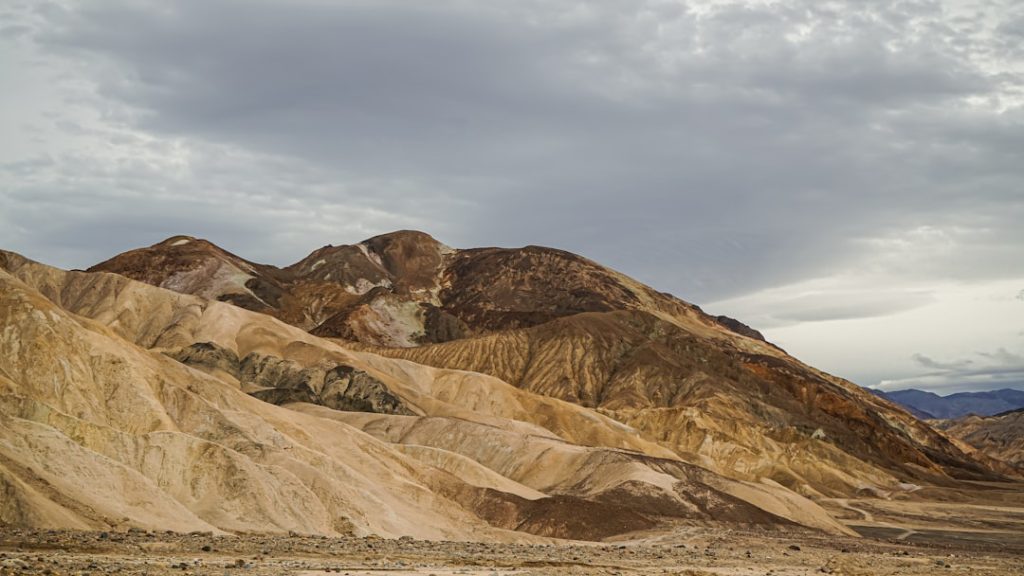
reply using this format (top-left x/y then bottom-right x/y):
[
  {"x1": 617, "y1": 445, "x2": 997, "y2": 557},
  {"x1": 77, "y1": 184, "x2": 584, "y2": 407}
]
[
  {"x1": 935, "y1": 409, "x2": 1024, "y2": 475},
  {"x1": 0, "y1": 249, "x2": 852, "y2": 539},
  {"x1": 89, "y1": 232, "x2": 998, "y2": 499}
]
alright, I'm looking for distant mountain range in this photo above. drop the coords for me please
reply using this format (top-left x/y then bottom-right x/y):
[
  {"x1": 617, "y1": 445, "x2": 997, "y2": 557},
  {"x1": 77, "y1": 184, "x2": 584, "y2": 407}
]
[{"x1": 870, "y1": 388, "x2": 1024, "y2": 419}]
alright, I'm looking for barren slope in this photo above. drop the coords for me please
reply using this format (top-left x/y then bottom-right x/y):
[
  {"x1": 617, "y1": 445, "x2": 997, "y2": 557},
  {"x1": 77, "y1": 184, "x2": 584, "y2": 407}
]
[
  {"x1": 0, "y1": 263, "x2": 505, "y2": 539},
  {"x1": 87, "y1": 232, "x2": 999, "y2": 499},
  {"x1": 370, "y1": 310, "x2": 993, "y2": 496},
  {"x1": 88, "y1": 231, "x2": 760, "y2": 348},
  {"x1": 2, "y1": 250, "x2": 848, "y2": 538},
  {"x1": 936, "y1": 409, "x2": 1024, "y2": 474},
  {"x1": 88, "y1": 232, "x2": 452, "y2": 346}
]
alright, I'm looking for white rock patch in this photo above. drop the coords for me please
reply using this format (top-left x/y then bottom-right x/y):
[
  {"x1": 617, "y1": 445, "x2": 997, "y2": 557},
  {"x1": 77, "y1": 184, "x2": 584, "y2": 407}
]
[{"x1": 357, "y1": 243, "x2": 384, "y2": 268}]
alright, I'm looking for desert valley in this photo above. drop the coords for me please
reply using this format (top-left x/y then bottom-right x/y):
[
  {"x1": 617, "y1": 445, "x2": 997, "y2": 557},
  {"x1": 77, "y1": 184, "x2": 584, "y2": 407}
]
[
  {"x1": 1, "y1": 231, "x2": 1022, "y2": 575},
  {"x1": 5, "y1": 0, "x2": 1023, "y2": 572}
]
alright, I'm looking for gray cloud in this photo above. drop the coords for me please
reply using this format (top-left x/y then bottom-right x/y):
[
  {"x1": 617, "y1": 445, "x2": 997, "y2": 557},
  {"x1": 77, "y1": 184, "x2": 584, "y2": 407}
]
[
  {"x1": 3, "y1": 0, "x2": 1023, "y2": 395},
  {"x1": 912, "y1": 353, "x2": 973, "y2": 371},
  {"x1": 880, "y1": 348, "x2": 1024, "y2": 393},
  {"x1": 760, "y1": 290, "x2": 935, "y2": 326},
  {"x1": 977, "y1": 348, "x2": 1024, "y2": 364},
  {"x1": 701, "y1": 274, "x2": 942, "y2": 331},
  {"x1": 2, "y1": 0, "x2": 1020, "y2": 303}
]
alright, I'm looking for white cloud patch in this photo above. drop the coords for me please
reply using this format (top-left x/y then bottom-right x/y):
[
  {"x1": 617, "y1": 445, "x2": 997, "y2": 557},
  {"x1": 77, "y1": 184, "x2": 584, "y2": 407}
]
[
  {"x1": 707, "y1": 277, "x2": 936, "y2": 329},
  {"x1": 714, "y1": 278, "x2": 1024, "y2": 391}
]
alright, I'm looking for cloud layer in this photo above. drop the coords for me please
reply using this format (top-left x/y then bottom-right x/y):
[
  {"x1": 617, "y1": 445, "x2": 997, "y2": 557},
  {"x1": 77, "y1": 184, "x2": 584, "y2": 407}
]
[
  {"x1": 877, "y1": 348, "x2": 1024, "y2": 393},
  {"x1": 1, "y1": 0, "x2": 1022, "y2": 390}
]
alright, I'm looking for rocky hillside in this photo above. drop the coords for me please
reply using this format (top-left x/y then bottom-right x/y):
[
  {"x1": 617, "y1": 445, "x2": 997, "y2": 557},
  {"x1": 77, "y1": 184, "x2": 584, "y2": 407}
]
[
  {"x1": 368, "y1": 311, "x2": 996, "y2": 496},
  {"x1": 89, "y1": 231, "x2": 755, "y2": 347},
  {"x1": 1, "y1": 249, "x2": 854, "y2": 539},
  {"x1": 87, "y1": 232, "x2": 999, "y2": 501},
  {"x1": 935, "y1": 409, "x2": 1024, "y2": 474}
]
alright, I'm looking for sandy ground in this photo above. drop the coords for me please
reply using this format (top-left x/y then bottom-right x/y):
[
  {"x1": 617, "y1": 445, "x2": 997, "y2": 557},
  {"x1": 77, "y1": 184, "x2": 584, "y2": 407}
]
[
  {"x1": 2, "y1": 515, "x2": 1022, "y2": 576},
  {"x1": 3, "y1": 475, "x2": 1022, "y2": 576}
]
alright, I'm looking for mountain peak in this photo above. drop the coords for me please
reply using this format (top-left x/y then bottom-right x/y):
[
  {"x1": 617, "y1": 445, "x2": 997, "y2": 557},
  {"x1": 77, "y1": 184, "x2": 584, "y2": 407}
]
[
  {"x1": 156, "y1": 234, "x2": 200, "y2": 247},
  {"x1": 362, "y1": 229, "x2": 442, "y2": 245}
]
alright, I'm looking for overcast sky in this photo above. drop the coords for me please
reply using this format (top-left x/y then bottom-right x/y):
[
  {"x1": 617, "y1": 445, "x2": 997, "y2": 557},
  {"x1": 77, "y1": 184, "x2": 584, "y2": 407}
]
[{"x1": 2, "y1": 0, "x2": 1022, "y2": 394}]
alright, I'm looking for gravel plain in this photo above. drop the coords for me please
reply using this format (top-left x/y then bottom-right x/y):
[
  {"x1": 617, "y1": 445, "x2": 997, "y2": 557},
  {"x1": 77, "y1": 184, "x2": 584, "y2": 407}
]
[{"x1": 2, "y1": 523, "x2": 1022, "y2": 576}]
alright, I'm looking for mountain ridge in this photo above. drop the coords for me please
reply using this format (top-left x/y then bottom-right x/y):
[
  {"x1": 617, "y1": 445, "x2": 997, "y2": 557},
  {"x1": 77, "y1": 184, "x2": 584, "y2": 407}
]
[
  {"x1": 1, "y1": 247, "x2": 858, "y2": 538},
  {"x1": 873, "y1": 388, "x2": 1024, "y2": 419},
  {"x1": 86, "y1": 232, "x2": 1001, "y2": 499},
  {"x1": 88, "y1": 232, "x2": 772, "y2": 349},
  {"x1": 2, "y1": 231, "x2": 1015, "y2": 541}
]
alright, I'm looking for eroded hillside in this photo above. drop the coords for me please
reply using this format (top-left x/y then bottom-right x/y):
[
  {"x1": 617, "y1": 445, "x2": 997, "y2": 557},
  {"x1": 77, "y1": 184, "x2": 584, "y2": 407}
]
[
  {"x1": 936, "y1": 409, "x2": 1024, "y2": 475},
  {"x1": 85, "y1": 232, "x2": 1001, "y2": 500},
  {"x1": 1, "y1": 249, "x2": 852, "y2": 538}
]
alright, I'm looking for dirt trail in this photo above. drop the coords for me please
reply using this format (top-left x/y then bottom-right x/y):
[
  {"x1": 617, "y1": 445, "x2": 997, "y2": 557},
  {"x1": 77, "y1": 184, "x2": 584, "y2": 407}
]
[
  {"x1": 833, "y1": 498, "x2": 874, "y2": 522},
  {"x1": 826, "y1": 499, "x2": 922, "y2": 542}
]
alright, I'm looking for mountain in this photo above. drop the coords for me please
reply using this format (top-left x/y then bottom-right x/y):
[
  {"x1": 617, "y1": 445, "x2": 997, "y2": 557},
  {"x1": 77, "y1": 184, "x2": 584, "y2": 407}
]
[
  {"x1": 0, "y1": 248, "x2": 851, "y2": 538},
  {"x1": 87, "y1": 231, "x2": 465, "y2": 346},
  {"x1": 935, "y1": 408, "x2": 1024, "y2": 474},
  {"x1": 867, "y1": 389, "x2": 935, "y2": 419},
  {"x1": 89, "y1": 233, "x2": 997, "y2": 501},
  {"x1": 89, "y1": 232, "x2": 776, "y2": 348},
  {"x1": 874, "y1": 388, "x2": 1024, "y2": 419}
]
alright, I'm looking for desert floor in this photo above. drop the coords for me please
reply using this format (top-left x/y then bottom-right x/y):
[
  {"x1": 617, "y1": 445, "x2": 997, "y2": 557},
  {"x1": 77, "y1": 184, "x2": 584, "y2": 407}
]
[
  {"x1": 4, "y1": 493, "x2": 1024, "y2": 576},
  {"x1": 4, "y1": 481, "x2": 1023, "y2": 576}
]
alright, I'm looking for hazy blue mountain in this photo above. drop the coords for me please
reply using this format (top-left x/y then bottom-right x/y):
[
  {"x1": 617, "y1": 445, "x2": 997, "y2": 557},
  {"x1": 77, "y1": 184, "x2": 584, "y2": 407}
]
[
  {"x1": 868, "y1": 389, "x2": 936, "y2": 419},
  {"x1": 870, "y1": 388, "x2": 1024, "y2": 419}
]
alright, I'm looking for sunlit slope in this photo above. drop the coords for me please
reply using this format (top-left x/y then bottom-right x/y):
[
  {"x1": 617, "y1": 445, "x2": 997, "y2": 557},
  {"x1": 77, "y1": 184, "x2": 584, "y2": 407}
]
[
  {"x1": 86, "y1": 232, "x2": 999, "y2": 499},
  {"x1": 1, "y1": 250, "x2": 851, "y2": 537}
]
